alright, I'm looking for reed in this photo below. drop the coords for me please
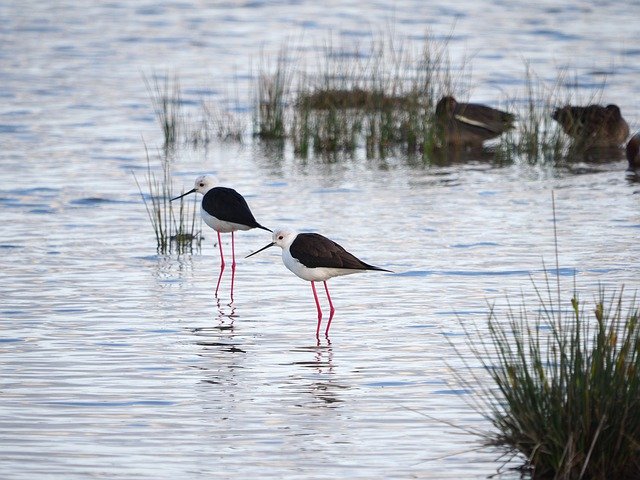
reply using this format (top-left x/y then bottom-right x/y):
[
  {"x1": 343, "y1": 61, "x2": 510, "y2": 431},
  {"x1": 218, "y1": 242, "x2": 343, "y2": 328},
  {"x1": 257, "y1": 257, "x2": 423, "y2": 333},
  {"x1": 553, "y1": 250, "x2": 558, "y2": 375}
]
[
  {"x1": 495, "y1": 66, "x2": 609, "y2": 164},
  {"x1": 144, "y1": 74, "x2": 183, "y2": 150},
  {"x1": 468, "y1": 284, "x2": 640, "y2": 479},
  {"x1": 134, "y1": 146, "x2": 201, "y2": 254},
  {"x1": 457, "y1": 194, "x2": 640, "y2": 478},
  {"x1": 254, "y1": 47, "x2": 293, "y2": 140},
  {"x1": 253, "y1": 30, "x2": 464, "y2": 157},
  {"x1": 189, "y1": 102, "x2": 245, "y2": 146}
]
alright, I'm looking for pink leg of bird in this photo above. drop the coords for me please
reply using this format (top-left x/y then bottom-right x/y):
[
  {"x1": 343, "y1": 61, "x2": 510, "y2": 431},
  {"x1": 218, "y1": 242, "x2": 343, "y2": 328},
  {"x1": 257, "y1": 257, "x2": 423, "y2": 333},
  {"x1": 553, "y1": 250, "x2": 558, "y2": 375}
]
[
  {"x1": 215, "y1": 231, "x2": 225, "y2": 296},
  {"x1": 323, "y1": 281, "x2": 336, "y2": 336},
  {"x1": 230, "y1": 231, "x2": 236, "y2": 301},
  {"x1": 310, "y1": 281, "x2": 323, "y2": 337}
]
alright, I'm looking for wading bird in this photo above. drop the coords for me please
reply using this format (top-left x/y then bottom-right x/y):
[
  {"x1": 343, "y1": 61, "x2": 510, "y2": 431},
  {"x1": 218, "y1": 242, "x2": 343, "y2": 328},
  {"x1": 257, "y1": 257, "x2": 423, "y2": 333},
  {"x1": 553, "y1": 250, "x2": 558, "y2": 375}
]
[
  {"x1": 171, "y1": 175, "x2": 271, "y2": 298},
  {"x1": 247, "y1": 229, "x2": 391, "y2": 337}
]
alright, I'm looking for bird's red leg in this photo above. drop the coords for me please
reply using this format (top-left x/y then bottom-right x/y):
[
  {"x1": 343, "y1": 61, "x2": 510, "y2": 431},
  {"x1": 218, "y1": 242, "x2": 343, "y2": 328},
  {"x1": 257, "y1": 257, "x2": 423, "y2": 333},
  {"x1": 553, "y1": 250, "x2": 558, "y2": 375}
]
[
  {"x1": 311, "y1": 281, "x2": 323, "y2": 337},
  {"x1": 230, "y1": 231, "x2": 236, "y2": 301},
  {"x1": 215, "y1": 231, "x2": 225, "y2": 296},
  {"x1": 323, "y1": 281, "x2": 335, "y2": 336}
]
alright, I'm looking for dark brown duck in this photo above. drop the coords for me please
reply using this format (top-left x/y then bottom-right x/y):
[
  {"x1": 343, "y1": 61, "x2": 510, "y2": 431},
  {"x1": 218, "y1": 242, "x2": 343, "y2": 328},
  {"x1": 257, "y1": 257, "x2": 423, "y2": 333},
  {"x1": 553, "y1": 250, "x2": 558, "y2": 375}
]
[
  {"x1": 551, "y1": 104, "x2": 629, "y2": 148},
  {"x1": 626, "y1": 133, "x2": 640, "y2": 172},
  {"x1": 434, "y1": 96, "x2": 515, "y2": 148}
]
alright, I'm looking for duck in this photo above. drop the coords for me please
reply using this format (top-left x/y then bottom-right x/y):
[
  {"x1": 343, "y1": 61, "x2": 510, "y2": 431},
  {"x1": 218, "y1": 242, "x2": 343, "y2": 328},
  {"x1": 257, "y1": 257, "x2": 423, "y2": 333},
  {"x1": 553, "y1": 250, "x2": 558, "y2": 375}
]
[
  {"x1": 551, "y1": 104, "x2": 629, "y2": 148},
  {"x1": 434, "y1": 96, "x2": 515, "y2": 148},
  {"x1": 626, "y1": 133, "x2": 640, "y2": 172}
]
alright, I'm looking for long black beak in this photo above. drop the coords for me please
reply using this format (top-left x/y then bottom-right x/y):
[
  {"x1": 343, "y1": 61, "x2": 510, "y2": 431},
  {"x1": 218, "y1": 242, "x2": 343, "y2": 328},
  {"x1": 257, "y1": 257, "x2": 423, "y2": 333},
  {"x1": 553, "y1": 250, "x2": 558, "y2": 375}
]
[
  {"x1": 245, "y1": 242, "x2": 275, "y2": 258},
  {"x1": 170, "y1": 188, "x2": 197, "y2": 202}
]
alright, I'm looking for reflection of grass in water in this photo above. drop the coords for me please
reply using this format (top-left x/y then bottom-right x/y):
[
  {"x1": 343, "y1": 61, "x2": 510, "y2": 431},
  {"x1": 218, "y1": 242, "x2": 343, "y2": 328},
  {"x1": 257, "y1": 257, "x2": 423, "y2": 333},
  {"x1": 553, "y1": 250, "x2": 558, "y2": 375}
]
[
  {"x1": 456, "y1": 194, "x2": 640, "y2": 478},
  {"x1": 134, "y1": 146, "x2": 201, "y2": 254}
]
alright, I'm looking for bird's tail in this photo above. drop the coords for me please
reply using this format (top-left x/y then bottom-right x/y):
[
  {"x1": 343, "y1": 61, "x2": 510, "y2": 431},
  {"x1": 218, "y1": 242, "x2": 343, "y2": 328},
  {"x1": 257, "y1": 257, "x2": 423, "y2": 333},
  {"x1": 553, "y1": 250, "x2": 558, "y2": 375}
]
[{"x1": 368, "y1": 265, "x2": 393, "y2": 273}]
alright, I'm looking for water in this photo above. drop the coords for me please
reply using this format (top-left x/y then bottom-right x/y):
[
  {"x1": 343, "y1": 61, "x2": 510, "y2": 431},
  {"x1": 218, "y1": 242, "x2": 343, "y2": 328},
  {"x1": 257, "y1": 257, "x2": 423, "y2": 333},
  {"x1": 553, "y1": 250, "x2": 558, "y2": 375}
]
[{"x1": 2, "y1": 1, "x2": 639, "y2": 478}]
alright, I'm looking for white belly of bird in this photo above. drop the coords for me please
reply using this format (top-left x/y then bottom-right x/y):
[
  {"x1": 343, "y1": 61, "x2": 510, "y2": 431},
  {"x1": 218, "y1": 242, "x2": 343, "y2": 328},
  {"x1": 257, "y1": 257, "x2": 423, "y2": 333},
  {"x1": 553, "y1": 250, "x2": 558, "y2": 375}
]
[
  {"x1": 282, "y1": 248, "x2": 362, "y2": 282},
  {"x1": 201, "y1": 208, "x2": 252, "y2": 233}
]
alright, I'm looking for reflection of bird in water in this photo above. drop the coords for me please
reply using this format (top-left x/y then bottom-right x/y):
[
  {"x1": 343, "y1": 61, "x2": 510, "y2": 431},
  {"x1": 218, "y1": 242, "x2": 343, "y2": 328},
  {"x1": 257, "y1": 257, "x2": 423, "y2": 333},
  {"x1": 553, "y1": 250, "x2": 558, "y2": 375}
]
[
  {"x1": 552, "y1": 104, "x2": 629, "y2": 148},
  {"x1": 310, "y1": 344, "x2": 346, "y2": 406},
  {"x1": 215, "y1": 295, "x2": 237, "y2": 329},
  {"x1": 247, "y1": 229, "x2": 391, "y2": 337},
  {"x1": 171, "y1": 174, "x2": 271, "y2": 299},
  {"x1": 434, "y1": 96, "x2": 515, "y2": 148},
  {"x1": 292, "y1": 341, "x2": 344, "y2": 406},
  {"x1": 627, "y1": 133, "x2": 640, "y2": 173}
]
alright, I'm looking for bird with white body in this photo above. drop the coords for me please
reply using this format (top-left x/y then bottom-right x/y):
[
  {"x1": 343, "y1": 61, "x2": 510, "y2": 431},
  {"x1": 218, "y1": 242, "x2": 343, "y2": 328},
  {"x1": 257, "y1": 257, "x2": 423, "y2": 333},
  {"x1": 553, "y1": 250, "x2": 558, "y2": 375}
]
[
  {"x1": 171, "y1": 174, "x2": 271, "y2": 297},
  {"x1": 247, "y1": 229, "x2": 391, "y2": 337}
]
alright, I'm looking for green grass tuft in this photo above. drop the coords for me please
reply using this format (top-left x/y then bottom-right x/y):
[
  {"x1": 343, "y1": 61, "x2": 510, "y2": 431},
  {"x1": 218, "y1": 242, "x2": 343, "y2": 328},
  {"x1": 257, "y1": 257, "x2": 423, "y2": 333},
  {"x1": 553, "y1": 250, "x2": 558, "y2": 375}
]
[
  {"x1": 473, "y1": 285, "x2": 640, "y2": 479},
  {"x1": 134, "y1": 146, "x2": 201, "y2": 254},
  {"x1": 144, "y1": 74, "x2": 183, "y2": 150},
  {"x1": 251, "y1": 31, "x2": 466, "y2": 158}
]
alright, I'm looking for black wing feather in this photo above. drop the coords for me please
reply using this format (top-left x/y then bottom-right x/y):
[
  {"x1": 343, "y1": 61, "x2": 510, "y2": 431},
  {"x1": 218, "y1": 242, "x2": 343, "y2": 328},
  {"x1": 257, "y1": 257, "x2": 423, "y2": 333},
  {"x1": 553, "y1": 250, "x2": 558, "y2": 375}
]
[
  {"x1": 290, "y1": 233, "x2": 389, "y2": 271},
  {"x1": 202, "y1": 187, "x2": 269, "y2": 231}
]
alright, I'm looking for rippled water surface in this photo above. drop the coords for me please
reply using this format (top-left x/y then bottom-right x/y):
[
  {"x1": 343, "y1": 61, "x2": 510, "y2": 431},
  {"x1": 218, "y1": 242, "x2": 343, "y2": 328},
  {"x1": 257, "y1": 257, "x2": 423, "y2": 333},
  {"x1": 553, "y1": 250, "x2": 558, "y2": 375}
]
[{"x1": 2, "y1": 1, "x2": 639, "y2": 479}]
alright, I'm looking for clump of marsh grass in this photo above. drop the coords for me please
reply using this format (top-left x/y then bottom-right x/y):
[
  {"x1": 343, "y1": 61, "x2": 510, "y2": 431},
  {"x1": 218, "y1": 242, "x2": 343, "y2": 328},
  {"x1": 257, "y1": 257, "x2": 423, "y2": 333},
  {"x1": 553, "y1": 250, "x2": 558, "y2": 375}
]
[
  {"x1": 134, "y1": 146, "x2": 201, "y2": 254},
  {"x1": 144, "y1": 74, "x2": 183, "y2": 150},
  {"x1": 457, "y1": 194, "x2": 640, "y2": 478},
  {"x1": 254, "y1": 47, "x2": 294, "y2": 140},
  {"x1": 495, "y1": 65, "x2": 614, "y2": 165},
  {"x1": 470, "y1": 283, "x2": 640, "y2": 479},
  {"x1": 253, "y1": 30, "x2": 467, "y2": 158},
  {"x1": 189, "y1": 102, "x2": 245, "y2": 146}
]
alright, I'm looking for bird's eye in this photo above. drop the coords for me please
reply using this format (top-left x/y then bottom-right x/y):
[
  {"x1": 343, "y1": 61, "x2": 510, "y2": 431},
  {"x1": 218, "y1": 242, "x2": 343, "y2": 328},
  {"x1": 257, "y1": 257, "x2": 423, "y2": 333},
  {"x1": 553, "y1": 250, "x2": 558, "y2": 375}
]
[
  {"x1": 199, "y1": 183, "x2": 204, "y2": 187},
  {"x1": 278, "y1": 235, "x2": 284, "y2": 240}
]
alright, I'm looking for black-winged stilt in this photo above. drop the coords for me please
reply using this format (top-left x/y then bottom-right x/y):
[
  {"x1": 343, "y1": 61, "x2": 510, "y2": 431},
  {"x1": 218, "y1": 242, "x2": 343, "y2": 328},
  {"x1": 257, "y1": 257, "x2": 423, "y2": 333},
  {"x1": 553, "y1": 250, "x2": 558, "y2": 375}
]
[
  {"x1": 171, "y1": 175, "x2": 271, "y2": 297},
  {"x1": 246, "y1": 229, "x2": 391, "y2": 337}
]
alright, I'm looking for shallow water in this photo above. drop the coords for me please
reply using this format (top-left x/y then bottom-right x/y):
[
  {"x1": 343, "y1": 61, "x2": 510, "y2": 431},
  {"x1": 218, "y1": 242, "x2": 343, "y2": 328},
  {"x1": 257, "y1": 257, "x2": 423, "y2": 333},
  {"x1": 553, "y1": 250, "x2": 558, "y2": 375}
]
[{"x1": 2, "y1": 1, "x2": 640, "y2": 479}]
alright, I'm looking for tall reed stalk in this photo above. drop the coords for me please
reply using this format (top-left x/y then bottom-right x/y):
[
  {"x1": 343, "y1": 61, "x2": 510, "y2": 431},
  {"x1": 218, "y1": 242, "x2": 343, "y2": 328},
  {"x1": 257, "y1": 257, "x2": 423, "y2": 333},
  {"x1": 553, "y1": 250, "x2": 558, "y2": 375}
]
[{"x1": 254, "y1": 47, "x2": 293, "y2": 140}]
